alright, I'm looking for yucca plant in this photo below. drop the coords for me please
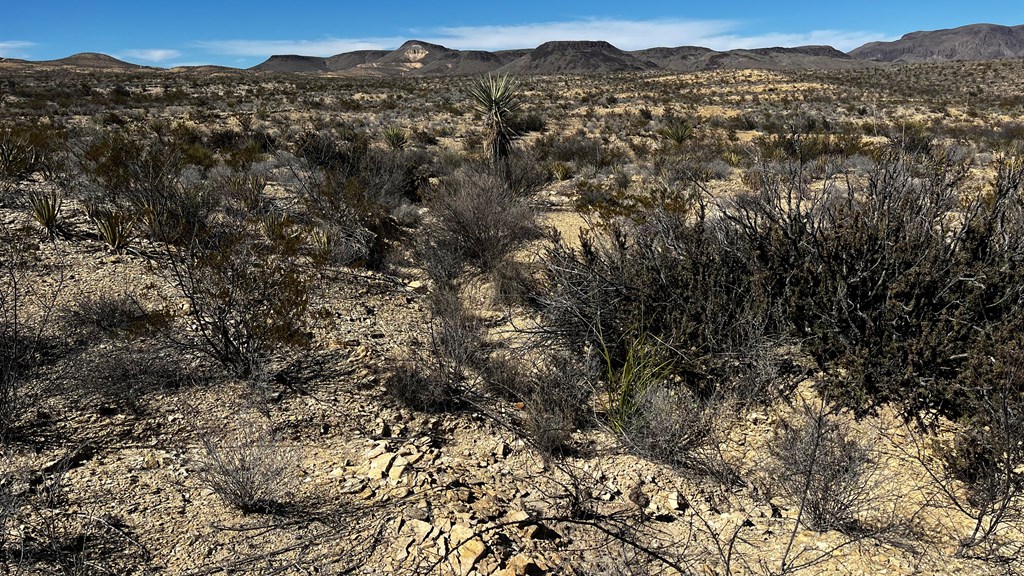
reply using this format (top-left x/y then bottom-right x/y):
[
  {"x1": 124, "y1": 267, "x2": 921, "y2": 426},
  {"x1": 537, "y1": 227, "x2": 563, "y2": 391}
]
[
  {"x1": 468, "y1": 74, "x2": 522, "y2": 164},
  {"x1": 659, "y1": 117, "x2": 695, "y2": 148},
  {"x1": 27, "y1": 190, "x2": 62, "y2": 240},
  {"x1": 382, "y1": 125, "x2": 408, "y2": 151},
  {"x1": 599, "y1": 331, "x2": 674, "y2": 434},
  {"x1": 0, "y1": 130, "x2": 40, "y2": 179},
  {"x1": 92, "y1": 210, "x2": 134, "y2": 254}
]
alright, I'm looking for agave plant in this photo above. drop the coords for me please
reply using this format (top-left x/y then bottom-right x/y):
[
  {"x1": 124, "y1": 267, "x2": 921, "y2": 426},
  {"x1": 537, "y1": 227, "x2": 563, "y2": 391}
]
[
  {"x1": 27, "y1": 190, "x2": 62, "y2": 239},
  {"x1": 468, "y1": 74, "x2": 522, "y2": 163},
  {"x1": 381, "y1": 125, "x2": 408, "y2": 151},
  {"x1": 92, "y1": 209, "x2": 134, "y2": 254}
]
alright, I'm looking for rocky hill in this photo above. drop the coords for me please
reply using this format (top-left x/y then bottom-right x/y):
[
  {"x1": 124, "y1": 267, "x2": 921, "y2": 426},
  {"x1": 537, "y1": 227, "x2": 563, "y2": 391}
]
[
  {"x1": 497, "y1": 40, "x2": 658, "y2": 75},
  {"x1": 252, "y1": 54, "x2": 329, "y2": 73},
  {"x1": 850, "y1": 23, "x2": 1024, "y2": 62},
  {"x1": 325, "y1": 50, "x2": 390, "y2": 71},
  {"x1": 22, "y1": 23, "x2": 1024, "y2": 76},
  {"x1": 254, "y1": 39, "x2": 862, "y2": 77},
  {"x1": 37, "y1": 52, "x2": 143, "y2": 70},
  {"x1": 635, "y1": 45, "x2": 863, "y2": 72}
]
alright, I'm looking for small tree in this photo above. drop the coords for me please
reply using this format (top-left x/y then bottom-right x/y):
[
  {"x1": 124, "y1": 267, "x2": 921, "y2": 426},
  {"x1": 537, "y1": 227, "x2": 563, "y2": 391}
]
[{"x1": 468, "y1": 74, "x2": 521, "y2": 164}]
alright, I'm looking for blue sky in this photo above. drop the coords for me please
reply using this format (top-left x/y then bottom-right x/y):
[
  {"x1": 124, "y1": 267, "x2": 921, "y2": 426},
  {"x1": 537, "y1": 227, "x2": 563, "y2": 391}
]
[{"x1": 1, "y1": 1, "x2": 1022, "y2": 67}]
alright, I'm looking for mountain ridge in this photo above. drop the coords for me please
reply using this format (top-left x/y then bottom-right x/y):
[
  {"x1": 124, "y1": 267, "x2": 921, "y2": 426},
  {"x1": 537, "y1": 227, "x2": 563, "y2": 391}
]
[
  {"x1": 11, "y1": 23, "x2": 1024, "y2": 75},
  {"x1": 849, "y1": 23, "x2": 1024, "y2": 62}
]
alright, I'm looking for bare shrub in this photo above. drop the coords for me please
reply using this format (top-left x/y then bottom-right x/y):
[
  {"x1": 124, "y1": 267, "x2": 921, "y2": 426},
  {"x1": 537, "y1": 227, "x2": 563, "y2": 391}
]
[
  {"x1": 623, "y1": 383, "x2": 723, "y2": 473},
  {"x1": 1, "y1": 228, "x2": 62, "y2": 439},
  {"x1": 2, "y1": 455, "x2": 151, "y2": 573},
  {"x1": 384, "y1": 363, "x2": 454, "y2": 412},
  {"x1": 770, "y1": 403, "x2": 878, "y2": 533},
  {"x1": 0, "y1": 473, "x2": 13, "y2": 552},
  {"x1": 79, "y1": 344, "x2": 193, "y2": 413},
  {"x1": 523, "y1": 353, "x2": 593, "y2": 456},
  {"x1": 935, "y1": 346, "x2": 1024, "y2": 561},
  {"x1": 64, "y1": 292, "x2": 166, "y2": 337},
  {"x1": 197, "y1": 421, "x2": 294, "y2": 513}
]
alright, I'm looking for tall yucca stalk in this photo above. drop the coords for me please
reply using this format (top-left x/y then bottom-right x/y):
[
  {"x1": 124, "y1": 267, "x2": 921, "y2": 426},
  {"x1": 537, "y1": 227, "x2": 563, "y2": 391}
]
[{"x1": 469, "y1": 73, "x2": 521, "y2": 164}]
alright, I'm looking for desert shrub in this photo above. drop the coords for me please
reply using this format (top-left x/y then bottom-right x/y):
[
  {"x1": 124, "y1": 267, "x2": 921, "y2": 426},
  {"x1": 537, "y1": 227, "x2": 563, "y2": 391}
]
[
  {"x1": 730, "y1": 149, "x2": 1024, "y2": 420},
  {"x1": 167, "y1": 224, "x2": 311, "y2": 381},
  {"x1": 509, "y1": 112, "x2": 547, "y2": 134},
  {"x1": 293, "y1": 126, "x2": 367, "y2": 172},
  {"x1": 621, "y1": 380, "x2": 736, "y2": 480},
  {"x1": 198, "y1": 421, "x2": 294, "y2": 513},
  {"x1": 80, "y1": 127, "x2": 220, "y2": 244},
  {"x1": 384, "y1": 363, "x2": 455, "y2": 412},
  {"x1": 751, "y1": 131, "x2": 864, "y2": 164},
  {"x1": 536, "y1": 206, "x2": 776, "y2": 400},
  {"x1": 292, "y1": 129, "x2": 430, "y2": 267},
  {"x1": 0, "y1": 123, "x2": 66, "y2": 181},
  {"x1": 307, "y1": 220, "x2": 376, "y2": 267},
  {"x1": 422, "y1": 162, "x2": 541, "y2": 280},
  {"x1": 533, "y1": 133, "x2": 625, "y2": 171},
  {"x1": 939, "y1": 344, "x2": 1024, "y2": 557},
  {"x1": 770, "y1": 404, "x2": 877, "y2": 533},
  {"x1": 426, "y1": 287, "x2": 483, "y2": 386},
  {"x1": 133, "y1": 178, "x2": 220, "y2": 244},
  {"x1": 498, "y1": 151, "x2": 549, "y2": 198},
  {"x1": 886, "y1": 121, "x2": 934, "y2": 155},
  {"x1": 0, "y1": 231, "x2": 60, "y2": 439},
  {"x1": 0, "y1": 473, "x2": 12, "y2": 551},
  {"x1": 523, "y1": 353, "x2": 593, "y2": 456},
  {"x1": 222, "y1": 170, "x2": 269, "y2": 214},
  {"x1": 412, "y1": 128, "x2": 439, "y2": 146}
]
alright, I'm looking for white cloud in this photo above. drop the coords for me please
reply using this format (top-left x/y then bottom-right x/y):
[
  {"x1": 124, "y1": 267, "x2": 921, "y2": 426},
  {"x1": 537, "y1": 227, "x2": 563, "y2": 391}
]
[
  {"x1": 120, "y1": 48, "x2": 182, "y2": 63},
  {"x1": 195, "y1": 18, "x2": 892, "y2": 59},
  {"x1": 193, "y1": 37, "x2": 403, "y2": 58},
  {"x1": 0, "y1": 40, "x2": 35, "y2": 59},
  {"x1": 700, "y1": 30, "x2": 892, "y2": 52},
  {"x1": 424, "y1": 18, "x2": 736, "y2": 51}
]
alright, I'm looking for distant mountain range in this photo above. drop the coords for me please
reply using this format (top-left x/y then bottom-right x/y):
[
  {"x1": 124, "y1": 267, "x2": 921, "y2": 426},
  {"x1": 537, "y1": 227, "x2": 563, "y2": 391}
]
[
  {"x1": 849, "y1": 23, "x2": 1024, "y2": 62},
  {"x1": 3, "y1": 23, "x2": 1022, "y2": 76},
  {"x1": 248, "y1": 39, "x2": 867, "y2": 76}
]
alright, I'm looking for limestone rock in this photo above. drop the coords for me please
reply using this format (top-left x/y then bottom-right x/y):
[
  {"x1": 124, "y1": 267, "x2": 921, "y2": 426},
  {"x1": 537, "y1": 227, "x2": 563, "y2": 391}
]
[{"x1": 449, "y1": 523, "x2": 488, "y2": 575}]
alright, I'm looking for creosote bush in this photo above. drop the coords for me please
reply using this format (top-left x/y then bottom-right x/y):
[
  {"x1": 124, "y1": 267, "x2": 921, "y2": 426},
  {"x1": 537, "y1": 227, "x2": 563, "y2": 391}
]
[
  {"x1": 168, "y1": 223, "x2": 311, "y2": 381},
  {"x1": 291, "y1": 126, "x2": 430, "y2": 268}
]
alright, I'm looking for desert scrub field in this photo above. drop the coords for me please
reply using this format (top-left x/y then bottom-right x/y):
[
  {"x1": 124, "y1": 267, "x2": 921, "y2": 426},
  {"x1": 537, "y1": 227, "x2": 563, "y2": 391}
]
[{"x1": 1, "y1": 61, "x2": 1024, "y2": 575}]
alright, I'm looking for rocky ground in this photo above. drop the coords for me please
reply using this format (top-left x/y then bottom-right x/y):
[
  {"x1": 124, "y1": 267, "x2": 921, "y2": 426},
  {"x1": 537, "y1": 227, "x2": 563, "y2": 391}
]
[{"x1": 2, "y1": 192, "x2": 1019, "y2": 576}]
